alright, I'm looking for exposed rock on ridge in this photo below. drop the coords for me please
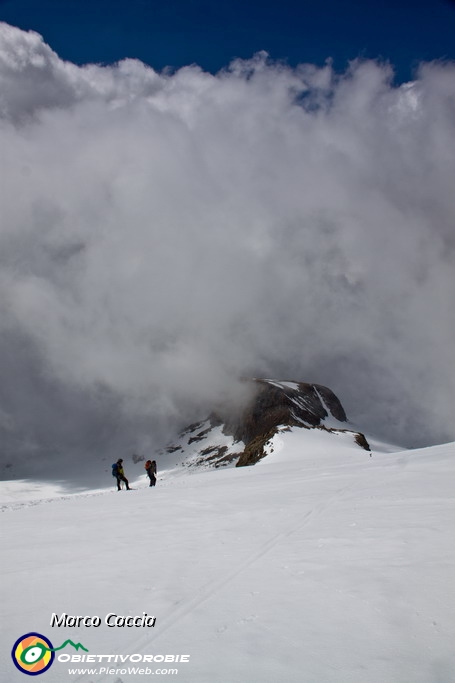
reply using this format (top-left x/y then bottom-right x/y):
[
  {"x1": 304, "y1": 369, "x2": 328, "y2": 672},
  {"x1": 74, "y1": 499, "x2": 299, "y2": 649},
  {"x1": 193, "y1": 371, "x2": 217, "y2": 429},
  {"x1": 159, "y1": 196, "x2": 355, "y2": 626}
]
[{"x1": 164, "y1": 378, "x2": 370, "y2": 469}]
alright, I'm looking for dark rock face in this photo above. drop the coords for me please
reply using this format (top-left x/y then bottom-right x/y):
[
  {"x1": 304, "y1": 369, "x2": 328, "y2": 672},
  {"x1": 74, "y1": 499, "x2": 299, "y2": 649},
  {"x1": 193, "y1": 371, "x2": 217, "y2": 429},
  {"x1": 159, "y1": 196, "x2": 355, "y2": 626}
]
[
  {"x1": 222, "y1": 379, "x2": 347, "y2": 445},
  {"x1": 168, "y1": 378, "x2": 370, "y2": 469},
  {"x1": 216, "y1": 379, "x2": 352, "y2": 467}
]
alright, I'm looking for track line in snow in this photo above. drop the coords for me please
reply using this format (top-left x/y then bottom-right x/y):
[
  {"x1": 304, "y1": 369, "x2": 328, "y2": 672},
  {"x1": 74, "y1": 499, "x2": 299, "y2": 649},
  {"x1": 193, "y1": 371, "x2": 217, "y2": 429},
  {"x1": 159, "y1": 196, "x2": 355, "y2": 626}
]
[{"x1": 76, "y1": 480, "x2": 358, "y2": 683}]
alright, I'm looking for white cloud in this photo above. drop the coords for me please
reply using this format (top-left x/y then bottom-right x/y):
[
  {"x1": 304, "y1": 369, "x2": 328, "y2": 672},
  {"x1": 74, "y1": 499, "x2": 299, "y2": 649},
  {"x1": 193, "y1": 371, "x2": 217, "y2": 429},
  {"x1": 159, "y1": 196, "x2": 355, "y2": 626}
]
[{"x1": 0, "y1": 23, "x2": 454, "y2": 478}]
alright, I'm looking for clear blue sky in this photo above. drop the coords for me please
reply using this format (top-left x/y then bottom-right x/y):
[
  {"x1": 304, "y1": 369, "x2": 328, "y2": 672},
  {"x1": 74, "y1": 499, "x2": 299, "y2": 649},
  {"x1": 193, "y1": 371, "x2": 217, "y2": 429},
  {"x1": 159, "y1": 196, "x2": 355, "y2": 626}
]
[{"x1": 1, "y1": 0, "x2": 455, "y2": 83}]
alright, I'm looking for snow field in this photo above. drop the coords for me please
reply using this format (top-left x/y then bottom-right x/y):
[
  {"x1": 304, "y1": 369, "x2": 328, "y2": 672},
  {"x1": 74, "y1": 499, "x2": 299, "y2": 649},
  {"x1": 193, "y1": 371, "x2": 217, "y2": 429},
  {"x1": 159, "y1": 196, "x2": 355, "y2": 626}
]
[{"x1": 1, "y1": 429, "x2": 455, "y2": 682}]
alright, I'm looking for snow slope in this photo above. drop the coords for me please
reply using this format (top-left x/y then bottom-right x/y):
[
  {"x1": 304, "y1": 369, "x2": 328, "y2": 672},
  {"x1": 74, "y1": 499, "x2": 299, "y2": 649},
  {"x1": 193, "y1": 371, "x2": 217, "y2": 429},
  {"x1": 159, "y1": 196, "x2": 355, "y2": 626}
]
[
  {"x1": 160, "y1": 418, "x2": 245, "y2": 470},
  {"x1": 1, "y1": 430, "x2": 455, "y2": 683}
]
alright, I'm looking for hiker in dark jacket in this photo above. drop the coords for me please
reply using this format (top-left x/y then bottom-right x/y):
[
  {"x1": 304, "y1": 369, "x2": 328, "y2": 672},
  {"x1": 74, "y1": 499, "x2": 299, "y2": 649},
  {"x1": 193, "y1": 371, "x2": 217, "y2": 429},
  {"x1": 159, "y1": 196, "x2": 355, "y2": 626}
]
[
  {"x1": 145, "y1": 460, "x2": 157, "y2": 487},
  {"x1": 112, "y1": 458, "x2": 130, "y2": 491}
]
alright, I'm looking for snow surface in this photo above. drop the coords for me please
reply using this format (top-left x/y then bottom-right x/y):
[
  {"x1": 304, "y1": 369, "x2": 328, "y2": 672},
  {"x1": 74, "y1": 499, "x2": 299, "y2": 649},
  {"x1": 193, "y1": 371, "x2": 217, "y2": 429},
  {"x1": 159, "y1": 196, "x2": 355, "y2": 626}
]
[
  {"x1": 263, "y1": 379, "x2": 302, "y2": 392},
  {"x1": 2, "y1": 429, "x2": 455, "y2": 683}
]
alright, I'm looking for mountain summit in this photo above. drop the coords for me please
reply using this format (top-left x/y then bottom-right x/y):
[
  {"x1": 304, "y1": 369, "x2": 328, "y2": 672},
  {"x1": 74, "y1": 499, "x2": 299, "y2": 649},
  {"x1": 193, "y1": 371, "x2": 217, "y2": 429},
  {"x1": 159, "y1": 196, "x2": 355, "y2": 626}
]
[{"x1": 163, "y1": 378, "x2": 371, "y2": 469}]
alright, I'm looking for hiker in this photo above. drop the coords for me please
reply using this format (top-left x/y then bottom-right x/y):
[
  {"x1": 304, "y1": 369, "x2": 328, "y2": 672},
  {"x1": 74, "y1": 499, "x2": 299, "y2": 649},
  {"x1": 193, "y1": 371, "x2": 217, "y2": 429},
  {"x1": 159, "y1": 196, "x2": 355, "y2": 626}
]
[
  {"x1": 112, "y1": 458, "x2": 131, "y2": 491},
  {"x1": 145, "y1": 459, "x2": 157, "y2": 487}
]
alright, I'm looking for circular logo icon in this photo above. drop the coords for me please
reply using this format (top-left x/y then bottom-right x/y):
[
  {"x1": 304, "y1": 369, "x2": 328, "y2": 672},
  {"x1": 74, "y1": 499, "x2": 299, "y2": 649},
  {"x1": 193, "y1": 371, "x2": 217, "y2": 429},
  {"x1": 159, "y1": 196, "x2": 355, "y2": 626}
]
[{"x1": 11, "y1": 633, "x2": 55, "y2": 676}]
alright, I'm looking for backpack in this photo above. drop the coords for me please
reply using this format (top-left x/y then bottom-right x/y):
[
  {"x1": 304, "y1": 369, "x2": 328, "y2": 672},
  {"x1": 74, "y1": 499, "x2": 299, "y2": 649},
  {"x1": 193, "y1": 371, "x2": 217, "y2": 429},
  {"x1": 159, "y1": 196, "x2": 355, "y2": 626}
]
[
  {"x1": 144, "y1": 460, "x2": 152, "y2": 469},
  {"x1": 112, "y1": 463, "x2": 119, "y2": 477}
]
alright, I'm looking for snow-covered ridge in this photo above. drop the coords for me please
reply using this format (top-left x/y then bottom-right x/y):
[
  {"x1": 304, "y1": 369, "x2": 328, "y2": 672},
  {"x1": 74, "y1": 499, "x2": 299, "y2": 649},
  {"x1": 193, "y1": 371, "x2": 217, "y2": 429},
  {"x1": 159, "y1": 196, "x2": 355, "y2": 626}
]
[{"x1": 161, "y1": 378, "x2": 370, "y2": 470}]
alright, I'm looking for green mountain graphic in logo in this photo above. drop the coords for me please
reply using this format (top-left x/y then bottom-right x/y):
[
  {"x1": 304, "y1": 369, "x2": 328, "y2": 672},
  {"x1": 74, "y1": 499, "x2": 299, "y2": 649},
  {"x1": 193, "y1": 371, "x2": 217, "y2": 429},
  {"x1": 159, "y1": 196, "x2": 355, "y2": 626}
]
[{"x1": 48, "y1": 639, "x2": 89, "y2": 653}]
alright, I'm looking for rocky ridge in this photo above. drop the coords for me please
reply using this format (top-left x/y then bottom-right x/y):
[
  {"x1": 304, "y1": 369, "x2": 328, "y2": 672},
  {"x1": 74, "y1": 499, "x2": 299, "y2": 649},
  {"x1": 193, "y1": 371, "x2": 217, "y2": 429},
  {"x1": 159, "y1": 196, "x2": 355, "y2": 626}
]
[{"x1": 162, "y1": 379, "x2": 371, "y2": 469}]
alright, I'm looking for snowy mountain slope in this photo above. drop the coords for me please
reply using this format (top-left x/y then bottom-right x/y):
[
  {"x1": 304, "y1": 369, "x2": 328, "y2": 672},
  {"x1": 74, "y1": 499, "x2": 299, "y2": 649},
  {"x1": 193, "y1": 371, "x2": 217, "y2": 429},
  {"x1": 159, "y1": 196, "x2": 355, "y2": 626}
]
[
  {"x1": 161, "y1": 378, "x2": 370, "y2": 470},
  {"x1": 162, "y1": 418, "x2": 246, "y2": 470},
  {"x1": 2, "y1": 430, "x2": 455, "y2": 683}
]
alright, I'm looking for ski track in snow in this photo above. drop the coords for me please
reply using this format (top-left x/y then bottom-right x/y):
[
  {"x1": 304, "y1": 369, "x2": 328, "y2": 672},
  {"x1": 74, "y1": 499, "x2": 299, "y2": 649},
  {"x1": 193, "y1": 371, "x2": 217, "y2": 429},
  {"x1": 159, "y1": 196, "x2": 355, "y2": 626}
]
[
  {"x1": 70, "y1": 474, "x2": 362, "y2": 683},
  {"x1": 0, "y1": 489, "x2": 115, "y2": 513}
]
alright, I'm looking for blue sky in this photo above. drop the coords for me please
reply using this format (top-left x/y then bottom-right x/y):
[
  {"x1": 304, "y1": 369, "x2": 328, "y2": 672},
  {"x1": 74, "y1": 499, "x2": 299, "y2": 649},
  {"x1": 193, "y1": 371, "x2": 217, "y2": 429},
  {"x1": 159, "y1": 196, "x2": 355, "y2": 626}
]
[{"x1": 1, "y1": 0, "x2": 455, "y2": 82}]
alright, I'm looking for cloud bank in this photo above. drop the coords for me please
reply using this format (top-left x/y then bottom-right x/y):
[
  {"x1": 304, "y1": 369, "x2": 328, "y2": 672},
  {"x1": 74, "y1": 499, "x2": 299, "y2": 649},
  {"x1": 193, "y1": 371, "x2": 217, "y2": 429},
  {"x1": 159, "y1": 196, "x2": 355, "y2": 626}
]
[{"x1": 0, "y1": 23, "x2": 454, "y2": 479}]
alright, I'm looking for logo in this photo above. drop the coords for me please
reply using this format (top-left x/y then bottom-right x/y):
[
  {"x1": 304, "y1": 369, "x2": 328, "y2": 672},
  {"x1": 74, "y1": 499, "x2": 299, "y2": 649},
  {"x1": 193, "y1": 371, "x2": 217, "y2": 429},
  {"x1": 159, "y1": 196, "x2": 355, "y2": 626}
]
[
  {"x1": 12, "y1": 633, "x2": 88, "y2": 676},
  {"x1": 11, "y1": 634, "x2": 55, "y2": 676}
]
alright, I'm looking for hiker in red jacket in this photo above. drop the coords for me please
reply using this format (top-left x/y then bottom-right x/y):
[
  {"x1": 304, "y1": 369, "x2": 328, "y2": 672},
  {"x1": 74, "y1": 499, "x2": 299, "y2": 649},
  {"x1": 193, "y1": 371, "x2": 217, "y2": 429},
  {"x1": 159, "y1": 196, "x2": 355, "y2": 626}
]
[{"x1": 145, "y1": 460, "x2": 157, "y2": 487}]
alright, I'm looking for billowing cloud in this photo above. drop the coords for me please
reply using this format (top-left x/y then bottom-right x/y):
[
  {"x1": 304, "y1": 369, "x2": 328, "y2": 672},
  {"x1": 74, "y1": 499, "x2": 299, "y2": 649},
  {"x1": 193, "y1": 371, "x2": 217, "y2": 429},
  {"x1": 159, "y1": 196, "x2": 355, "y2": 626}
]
[{"x1": 0, "y1": 23, "x2": 454, "y2": 480}]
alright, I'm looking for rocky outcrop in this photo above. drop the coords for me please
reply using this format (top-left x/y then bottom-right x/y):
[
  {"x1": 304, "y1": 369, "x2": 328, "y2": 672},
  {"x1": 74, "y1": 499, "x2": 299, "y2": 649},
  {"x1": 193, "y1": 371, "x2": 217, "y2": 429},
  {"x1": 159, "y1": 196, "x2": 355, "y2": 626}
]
[
  {"x1": 224, "y1": 379, "x2": 346, "y2": 440},
  {"x1": 165, "y1": 378, "x2": 370, "y2": 469}
]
